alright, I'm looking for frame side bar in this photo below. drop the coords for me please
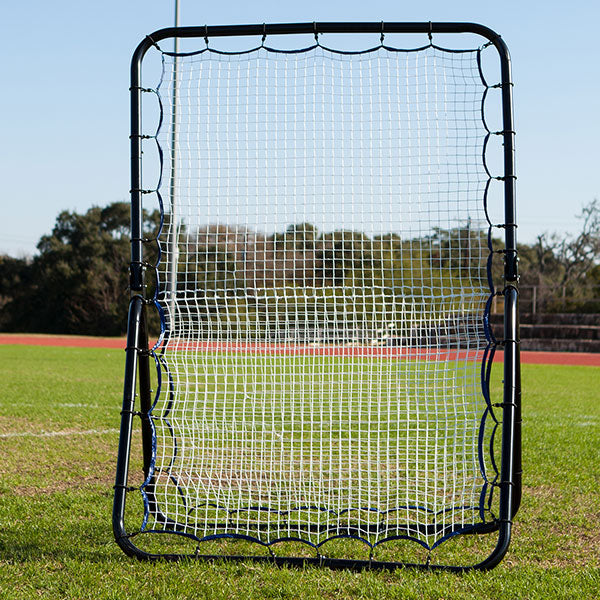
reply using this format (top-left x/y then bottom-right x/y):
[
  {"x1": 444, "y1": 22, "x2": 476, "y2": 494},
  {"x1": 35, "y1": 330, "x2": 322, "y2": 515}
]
[
  {"x1": 137, "y1": 308, "x2": 154, "y2": 480},
  {"x1": 471, "y1": 286, "x2": 519, "y2": 571},
  {"x1": 129, "y1": 43, "x2": 148, "y2": 293},
  {"x1": 473, "y1": 33, "x2": 519, "y2": 565},
  {"x1": 495, "y1": 36, "x2": 518, "y2": 284},
  {"x1": 113, "y1": 295, "x2": 146, "y2": 557},
  {"x1": 494, "y1": 33, "x2": 522, "y2": 517},
  {"x1": 502, "y1": 286, "x2": 519, "y2": 526},
  {"x1": 512, "y1": 338, "x2": 522, "y2": 517}
]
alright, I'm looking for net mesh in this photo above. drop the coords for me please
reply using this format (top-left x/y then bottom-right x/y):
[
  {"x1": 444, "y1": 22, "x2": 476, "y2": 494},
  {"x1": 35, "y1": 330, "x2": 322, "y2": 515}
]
[{"x1": 141, "y1": 40, "x2": 498, "y2": 550}]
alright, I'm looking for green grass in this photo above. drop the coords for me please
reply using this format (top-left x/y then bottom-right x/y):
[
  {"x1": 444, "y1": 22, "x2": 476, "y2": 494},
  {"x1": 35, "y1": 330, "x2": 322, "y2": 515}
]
[{"x1": 0, "y1": 345, "x2": 598, "y2": 599}]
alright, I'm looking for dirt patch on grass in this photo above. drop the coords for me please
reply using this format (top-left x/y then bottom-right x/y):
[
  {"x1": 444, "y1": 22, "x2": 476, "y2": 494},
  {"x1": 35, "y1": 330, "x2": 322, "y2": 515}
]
[
  {"x1": 518, "y1": 485, "x2": 600, "y2": 568},
  {"x1": 524, "y1": 484, "x2": 556, "y2": 500},
  {"x1": 13, "y1": 472, "x2": 116, "y2": 497},
  {"x1": 0, "y1": 415, "x2": 40, "y2": 435},
  {"x1": 531, "y1": 533, "x2": 600, "y2": 569},
  {"x1": 1, "y1": 432, "x2": 120, "y2": 495}
]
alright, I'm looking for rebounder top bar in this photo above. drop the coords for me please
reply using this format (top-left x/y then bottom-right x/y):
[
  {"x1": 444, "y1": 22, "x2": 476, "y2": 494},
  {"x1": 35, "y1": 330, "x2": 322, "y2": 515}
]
[
  {"x1": 137, "y1": 21, "x2": 505, "y2": 45},
  {"x1": 131, "y1": 22, "x2": 512, "y2": 68}
]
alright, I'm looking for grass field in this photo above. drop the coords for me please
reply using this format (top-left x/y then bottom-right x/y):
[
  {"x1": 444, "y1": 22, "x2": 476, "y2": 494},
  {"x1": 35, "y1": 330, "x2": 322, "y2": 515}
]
[{"x1": 0, "y1": 345, "x2": 598, "y2": 599}]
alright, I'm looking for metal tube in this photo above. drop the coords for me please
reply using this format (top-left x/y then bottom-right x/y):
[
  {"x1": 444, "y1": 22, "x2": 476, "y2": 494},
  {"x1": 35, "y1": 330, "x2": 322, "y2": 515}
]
[
  {"x1": 490, "y1": 34, "x2": 518, "y2": 283},
  {"x1": 493, "y1": 33, "x2": 522, "y2": 520},
  {"x1": 168, "y1": 1, "x2": 180, "y2": 320},
  {"x1": 140, "y1": 22, "x2": 506, "y2": 43},
  {"x1": 138, "y1": 307, "x2": 153, "y2": 478},
  {"x1": 502, "y1": 286, "x2": 520, "y2": 521},
  {"x1": 113, "y1": 296, "x2": 144, "y2": 556},
  {"x1": 130, "y1": 52, "x2": 144, "y2": 292}
]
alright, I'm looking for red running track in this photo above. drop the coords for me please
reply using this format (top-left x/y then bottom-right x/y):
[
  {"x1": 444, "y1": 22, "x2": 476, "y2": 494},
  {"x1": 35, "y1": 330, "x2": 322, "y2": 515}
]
[{"x1": 1, "y1": 334, "x2": 599, "y2": 366}]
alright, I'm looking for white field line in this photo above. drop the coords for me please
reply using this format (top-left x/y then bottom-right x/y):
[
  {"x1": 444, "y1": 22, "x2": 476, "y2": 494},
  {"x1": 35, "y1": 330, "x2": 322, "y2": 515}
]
[
  {"x1": 0, "y1": 428, "x2": 119, "y2": 439},
  {"x1": 0, "y1": 402, "x2": 101, "y2": 409}
]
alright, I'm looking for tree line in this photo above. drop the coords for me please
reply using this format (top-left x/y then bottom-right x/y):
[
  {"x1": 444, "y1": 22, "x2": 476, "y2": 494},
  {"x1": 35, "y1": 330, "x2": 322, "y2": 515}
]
[{"x1": 1, "y1": 200, "x2": 598, "y2": 336}]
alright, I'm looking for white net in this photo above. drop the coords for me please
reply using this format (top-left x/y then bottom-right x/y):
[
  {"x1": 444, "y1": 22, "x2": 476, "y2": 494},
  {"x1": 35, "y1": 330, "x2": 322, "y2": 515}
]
[{"x1": 143, "y1": 40, "x2": 496, "y2": 550}]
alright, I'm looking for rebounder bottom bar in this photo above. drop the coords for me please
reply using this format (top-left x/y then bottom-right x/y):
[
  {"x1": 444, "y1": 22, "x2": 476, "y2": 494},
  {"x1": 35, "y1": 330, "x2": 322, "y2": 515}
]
[{"x1": 116, "y1": 523, "x2": 511, "y2": 571}]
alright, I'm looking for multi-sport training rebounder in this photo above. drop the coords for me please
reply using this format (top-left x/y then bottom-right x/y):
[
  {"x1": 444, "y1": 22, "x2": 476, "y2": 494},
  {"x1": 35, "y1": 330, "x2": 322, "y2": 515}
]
[{"x1": 113, "y1": 22, "x2": 521, "y2": 570}]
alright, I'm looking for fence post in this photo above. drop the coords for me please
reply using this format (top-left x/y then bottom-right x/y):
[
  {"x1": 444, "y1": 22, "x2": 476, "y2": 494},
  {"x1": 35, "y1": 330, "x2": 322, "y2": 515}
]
[{"x1": 532, "y1": 286, "x2": 537, "y2": 315}]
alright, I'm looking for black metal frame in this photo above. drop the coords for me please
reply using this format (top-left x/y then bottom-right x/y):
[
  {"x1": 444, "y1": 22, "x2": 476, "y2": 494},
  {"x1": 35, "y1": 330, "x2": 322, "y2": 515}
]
[{"x1": 114, "y1": 21, "x2": 520, "y2": 571}]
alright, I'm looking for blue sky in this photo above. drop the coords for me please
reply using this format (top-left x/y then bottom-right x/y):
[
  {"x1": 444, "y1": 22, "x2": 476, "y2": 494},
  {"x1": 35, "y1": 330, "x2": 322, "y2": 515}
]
[{"x1": 1, "y1": 0, "x2": 599, "y2": 256}]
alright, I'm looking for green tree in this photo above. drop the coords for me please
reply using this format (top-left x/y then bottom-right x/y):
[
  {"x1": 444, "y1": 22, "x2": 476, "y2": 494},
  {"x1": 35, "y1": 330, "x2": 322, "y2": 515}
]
[
  {"x1": 2, "y1": 202, "x2": 160, "y2": 335},
  {"x1": 0, "y1": 256, "x2": 33, "y2": 330}
]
